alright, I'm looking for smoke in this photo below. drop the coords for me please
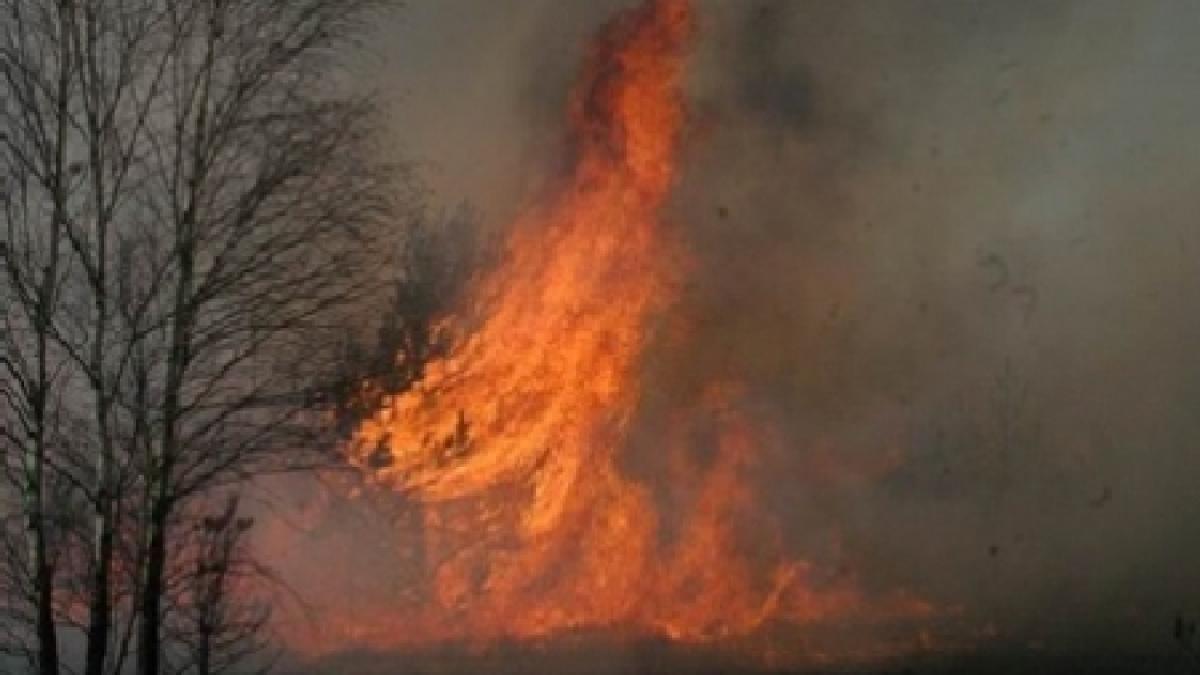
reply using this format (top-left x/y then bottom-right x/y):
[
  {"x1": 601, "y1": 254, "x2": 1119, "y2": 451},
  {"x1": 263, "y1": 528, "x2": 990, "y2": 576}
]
[
  {"x1": 667, "y1": 0, "x2": 1200, "y2": 655},
  {"x1": 273, "y1": 0, "x2": 1200, "y2": 669}
]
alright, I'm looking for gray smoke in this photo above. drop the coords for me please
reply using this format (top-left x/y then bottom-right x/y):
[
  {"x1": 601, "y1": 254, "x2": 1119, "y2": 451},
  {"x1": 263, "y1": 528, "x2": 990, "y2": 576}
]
[{"x1": 670, "y1": 0, "x2": 1200, "y2": 656}]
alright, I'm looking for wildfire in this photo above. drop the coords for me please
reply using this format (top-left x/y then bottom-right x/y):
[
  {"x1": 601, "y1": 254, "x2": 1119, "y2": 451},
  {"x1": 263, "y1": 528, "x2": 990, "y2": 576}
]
[{"x1": 319, "y1": 0, "x2": 931, "y2": 658}]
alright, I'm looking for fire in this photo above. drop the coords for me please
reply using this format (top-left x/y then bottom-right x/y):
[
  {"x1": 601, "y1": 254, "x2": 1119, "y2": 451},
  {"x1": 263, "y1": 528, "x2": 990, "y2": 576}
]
[{"x1": 322, "y1": 0, "x2": 930, "y2": 657}]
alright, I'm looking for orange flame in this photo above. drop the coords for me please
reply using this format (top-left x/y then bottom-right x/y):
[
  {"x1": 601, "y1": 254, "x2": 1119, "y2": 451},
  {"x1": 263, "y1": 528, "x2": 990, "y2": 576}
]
[{"x1": 324, "y1": 0, "x2": 930, "y2": 656}]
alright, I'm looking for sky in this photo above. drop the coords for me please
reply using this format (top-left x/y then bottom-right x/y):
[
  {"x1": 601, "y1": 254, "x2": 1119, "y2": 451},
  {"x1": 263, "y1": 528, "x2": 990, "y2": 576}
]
[{"x1": 273, "y1": 1, "x2": 1200, "y2": 670}]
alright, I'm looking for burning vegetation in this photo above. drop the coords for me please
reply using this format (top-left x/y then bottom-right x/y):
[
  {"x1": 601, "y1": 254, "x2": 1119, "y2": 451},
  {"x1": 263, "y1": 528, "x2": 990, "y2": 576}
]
[{"x1": 321, "y1": 0, "x2": 932, "y2": 660}]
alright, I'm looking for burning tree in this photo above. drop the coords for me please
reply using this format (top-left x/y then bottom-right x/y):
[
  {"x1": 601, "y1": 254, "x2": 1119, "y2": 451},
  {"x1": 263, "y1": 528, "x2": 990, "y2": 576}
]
[{"x1": 1, "y1": 0, "x2": 401, "y2": 673}]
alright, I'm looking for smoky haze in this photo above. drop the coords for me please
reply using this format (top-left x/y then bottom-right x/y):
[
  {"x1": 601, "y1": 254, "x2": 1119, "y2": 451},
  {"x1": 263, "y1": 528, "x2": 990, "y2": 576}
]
[
  {"x1": 670, "y1": 0, "x2": 1200, "y2": 654},
  {"x1": 270, "y1": 0, "x2": 1200, "y2": 671}
]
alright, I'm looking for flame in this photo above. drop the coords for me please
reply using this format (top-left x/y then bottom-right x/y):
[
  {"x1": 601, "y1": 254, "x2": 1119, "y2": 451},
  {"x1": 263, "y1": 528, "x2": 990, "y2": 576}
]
[{"x1": 319, "y1": 0, "x2": 929, "y2": 657}]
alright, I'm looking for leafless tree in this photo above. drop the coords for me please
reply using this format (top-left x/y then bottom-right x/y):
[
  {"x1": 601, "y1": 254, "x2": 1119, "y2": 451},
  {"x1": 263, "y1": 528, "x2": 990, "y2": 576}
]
[
  {"x1": 0, "y1": 2, "x2": 85, "y2": 672},
  {"x1": 4, "y1": 1, "x2": 401, "y2": 674},
  {"x1": 162, "y1": 495, "x2": 276, "y2": 675}
]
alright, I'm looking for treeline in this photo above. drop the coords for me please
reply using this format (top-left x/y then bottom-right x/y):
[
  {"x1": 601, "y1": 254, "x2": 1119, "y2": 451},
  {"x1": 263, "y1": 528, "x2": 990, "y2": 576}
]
[{"x1": 0, "y1": 1, "x2": 451, "y2": 673}]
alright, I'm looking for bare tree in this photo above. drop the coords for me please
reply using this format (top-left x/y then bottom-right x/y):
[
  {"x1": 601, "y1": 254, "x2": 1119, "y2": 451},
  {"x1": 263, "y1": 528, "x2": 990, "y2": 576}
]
[
  {"x1": 54, "y1": 4, "x2": 179, "y2": 673},
  {"x1": 0, "y1": 2, "x2": 84, "y2": 671},
  {"x1": 4, "y1": 2, "x2": 400, "y2": 674},
  {"x1": 163, "y1": 495, "x2": 276, "y2": 675},
  {"x1": 119, "y1": 3, "x2": 395, "y2": 673}
]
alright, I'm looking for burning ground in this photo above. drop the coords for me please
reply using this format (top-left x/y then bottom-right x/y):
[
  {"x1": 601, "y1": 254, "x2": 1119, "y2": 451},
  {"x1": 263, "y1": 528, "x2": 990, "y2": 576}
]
[{"x1": 261, "y1": 1, "x2": 1200, "y2": 672}]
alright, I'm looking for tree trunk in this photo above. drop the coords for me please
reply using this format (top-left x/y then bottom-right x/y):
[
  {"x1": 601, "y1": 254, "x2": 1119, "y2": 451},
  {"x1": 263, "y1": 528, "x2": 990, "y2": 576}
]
[
  {"x1": 83, "y1": 491, "x2": 112, "y2": 675},
  {"x1": 28, "y1": 5, "x2": 72, "y2": 672},
  {"x1": 34, "y1": 541, "x2": 58, "y2": 675},
  {"x1": 25, "y1": 361, "x2": 57, "y2": 675},
  {"x1": 196, "y1": 624, "x2": 211, "y2": 675},
  {"x1": 82, "y1": 27, "x2": 115, "y2": 673},
  {"x1": 29, "y1": 326, "x2": 59, "y2": 675},
  {"x1": 139, "y1": 222, "x2": 192, "y2": 675},
  {"x1": 28, "y1": 492, "x2": 58, "y2": 675},
  {"x1": 137, "y1": 494, "x2": 168, "y2": 675}
]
